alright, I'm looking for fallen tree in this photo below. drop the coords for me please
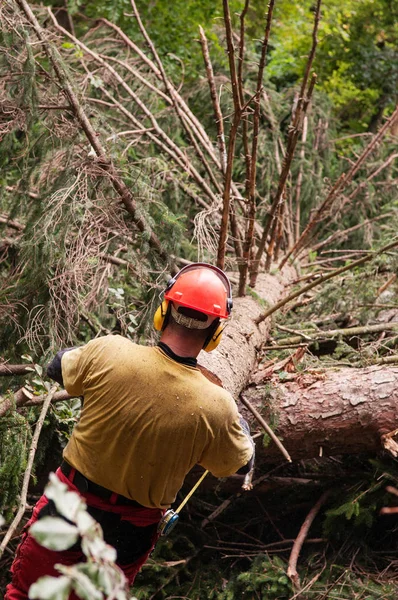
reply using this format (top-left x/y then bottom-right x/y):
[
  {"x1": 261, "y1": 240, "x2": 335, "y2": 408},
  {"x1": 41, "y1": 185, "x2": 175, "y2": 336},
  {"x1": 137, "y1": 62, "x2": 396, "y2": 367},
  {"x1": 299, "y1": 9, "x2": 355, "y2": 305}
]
[{"x1": 243, "y1": 365, "x2": 398, "y2": 462}]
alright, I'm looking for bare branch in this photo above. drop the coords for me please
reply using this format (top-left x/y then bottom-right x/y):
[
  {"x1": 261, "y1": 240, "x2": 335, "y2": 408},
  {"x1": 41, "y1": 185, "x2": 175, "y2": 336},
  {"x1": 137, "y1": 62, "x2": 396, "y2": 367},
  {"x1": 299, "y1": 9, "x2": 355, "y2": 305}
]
[
  {"x1": 238, "y1": 0, "x2": 275, "y2": 295},
  {"x1": 281, "y1": 104, "x2": 398, "y2": 266},
  {"x1": 199, "y1": 26, "x2": 227, "y2": 173},
  {"x1": 0, "y1": 385, "x2": 57, "y2": 559}
]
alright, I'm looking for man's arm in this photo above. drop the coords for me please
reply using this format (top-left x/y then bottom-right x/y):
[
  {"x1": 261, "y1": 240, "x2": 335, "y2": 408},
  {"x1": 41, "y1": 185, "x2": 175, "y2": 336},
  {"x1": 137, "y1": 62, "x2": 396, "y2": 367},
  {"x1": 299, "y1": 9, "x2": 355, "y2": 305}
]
[{"x1": 235, "y1": 416, "x2": 255, "y2": 475}]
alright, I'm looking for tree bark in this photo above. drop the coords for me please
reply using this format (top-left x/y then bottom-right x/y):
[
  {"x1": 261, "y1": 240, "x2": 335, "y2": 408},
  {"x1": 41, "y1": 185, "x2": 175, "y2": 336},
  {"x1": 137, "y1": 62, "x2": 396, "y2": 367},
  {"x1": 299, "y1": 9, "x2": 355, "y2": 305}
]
[
  {"x1": 198, "y1": 266, "x2": 296, "y2": 398},
  {"x1": 243, "y1": 365, "x2": 398, "y2": 462}
]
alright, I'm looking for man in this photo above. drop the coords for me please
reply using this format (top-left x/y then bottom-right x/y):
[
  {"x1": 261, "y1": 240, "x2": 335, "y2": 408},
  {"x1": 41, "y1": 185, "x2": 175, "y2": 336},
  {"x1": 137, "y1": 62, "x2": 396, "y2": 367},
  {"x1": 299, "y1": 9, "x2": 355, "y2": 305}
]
[{"x1": 6, "y1": 262, "x2": 254, "y2": 599}]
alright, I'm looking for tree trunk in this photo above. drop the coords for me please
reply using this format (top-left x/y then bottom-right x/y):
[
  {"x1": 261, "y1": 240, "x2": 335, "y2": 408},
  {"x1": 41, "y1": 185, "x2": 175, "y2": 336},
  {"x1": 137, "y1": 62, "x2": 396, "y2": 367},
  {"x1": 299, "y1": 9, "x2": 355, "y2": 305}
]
[
  {"x1": 198, "y1": 266, "x2": 296, "y2": 398},
  {"x1": 243, "y1": 365, "x2": 398, "y2": 462}
]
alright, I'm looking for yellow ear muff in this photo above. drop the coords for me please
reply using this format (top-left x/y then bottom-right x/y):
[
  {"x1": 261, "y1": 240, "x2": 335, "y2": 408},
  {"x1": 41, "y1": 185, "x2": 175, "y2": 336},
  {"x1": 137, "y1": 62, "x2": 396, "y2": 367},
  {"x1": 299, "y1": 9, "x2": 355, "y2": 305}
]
[
  {"x1": 153, "y1": 300, "x2": 169, "y2": 331},
  {"x1": 204, "y1": 323, "x2": 225, "y2": 352}
]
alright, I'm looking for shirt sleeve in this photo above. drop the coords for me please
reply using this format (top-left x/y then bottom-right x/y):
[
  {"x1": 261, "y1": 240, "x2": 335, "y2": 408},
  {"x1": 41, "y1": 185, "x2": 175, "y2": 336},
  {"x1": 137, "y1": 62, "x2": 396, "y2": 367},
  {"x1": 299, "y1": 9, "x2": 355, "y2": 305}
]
[
  {"x1": 198, "y1": 394, "x2": 254, "y2": 478},
  {"x1": 61, "y1": 339, "x2": 101, "y2": 396}
]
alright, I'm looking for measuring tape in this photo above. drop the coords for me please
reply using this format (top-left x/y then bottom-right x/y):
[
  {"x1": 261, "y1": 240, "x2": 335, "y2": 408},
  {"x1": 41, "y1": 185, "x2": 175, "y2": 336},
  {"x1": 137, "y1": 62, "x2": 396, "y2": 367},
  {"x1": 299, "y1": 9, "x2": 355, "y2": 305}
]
[{"x1": 158, "y1": 469, "x2": 209, "y2": 536}]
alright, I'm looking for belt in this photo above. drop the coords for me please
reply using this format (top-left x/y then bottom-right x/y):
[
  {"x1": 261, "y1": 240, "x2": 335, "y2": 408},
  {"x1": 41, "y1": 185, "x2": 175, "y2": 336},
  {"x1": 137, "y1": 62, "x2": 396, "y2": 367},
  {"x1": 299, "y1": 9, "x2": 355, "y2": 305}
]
[{"x1": 60, "y1": 460, "x2": 142, "y2": 507}]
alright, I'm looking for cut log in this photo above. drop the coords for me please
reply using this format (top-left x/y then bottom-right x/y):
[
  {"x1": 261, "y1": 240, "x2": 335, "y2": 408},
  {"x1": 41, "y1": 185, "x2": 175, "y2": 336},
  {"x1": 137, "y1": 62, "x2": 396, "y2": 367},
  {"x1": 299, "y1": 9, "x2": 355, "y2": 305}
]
[{"x1": 243, "y1": 365, "x2": 398, "y2": 462}]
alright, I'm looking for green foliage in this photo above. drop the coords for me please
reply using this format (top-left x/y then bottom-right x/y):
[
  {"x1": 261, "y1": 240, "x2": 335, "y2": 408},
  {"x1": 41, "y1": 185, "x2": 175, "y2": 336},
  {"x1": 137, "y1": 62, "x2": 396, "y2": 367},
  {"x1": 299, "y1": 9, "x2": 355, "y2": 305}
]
[
  {"x1": 0, "y1": 409, "x2": 31, "y2": 519},
  {"x1": 303, "y1": 563, "x2": 398, "y2": 599},
  {"x1": 323, "y1": 457, "x2": 398, "y2": 541},
  {"x1": 216, "y1": 555, "x2": 292, "y2": 600}
]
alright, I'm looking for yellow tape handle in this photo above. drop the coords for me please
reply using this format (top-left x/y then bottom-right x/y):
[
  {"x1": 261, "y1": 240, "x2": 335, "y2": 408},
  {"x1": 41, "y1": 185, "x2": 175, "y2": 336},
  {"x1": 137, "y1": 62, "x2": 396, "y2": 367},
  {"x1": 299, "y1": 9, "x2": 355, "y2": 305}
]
[{"x1": 175, "y1": 470, "x2": 209, "y2": 514}]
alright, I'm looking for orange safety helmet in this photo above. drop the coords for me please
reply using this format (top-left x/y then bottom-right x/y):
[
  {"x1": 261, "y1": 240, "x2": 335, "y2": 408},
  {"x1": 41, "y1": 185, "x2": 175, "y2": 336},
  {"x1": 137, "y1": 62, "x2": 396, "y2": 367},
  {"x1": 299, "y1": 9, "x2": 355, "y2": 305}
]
[
  {"x1": 165, "y1": 263, "x2": 232, "y2": 318},
  {"x1": 153, "y1": 263, "x2": 233, "y2": 351}
]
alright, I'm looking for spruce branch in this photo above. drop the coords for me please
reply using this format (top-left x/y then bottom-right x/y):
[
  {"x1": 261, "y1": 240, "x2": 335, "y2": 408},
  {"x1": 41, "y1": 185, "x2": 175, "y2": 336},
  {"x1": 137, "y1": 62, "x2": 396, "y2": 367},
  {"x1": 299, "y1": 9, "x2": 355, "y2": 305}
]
[
  {"x1": 46, "y1": 11, "x2": 222, "y2": 209},
  {"x1": 250, "y1": 74, "x2": 317, "y2": 284},
  {"x1": 256, "y1": 238, "x2": 398, "y2": 324},
  {"x1": 250, "y1": 0, "x2": 322, "y2": 284},
  {"x1": 129, "y1": 0, "x2": 224, "y2": 198},
  {"x1": 310, "y1": 212, "x2": 393, "y2": 254},
  {"x1": 15, "y1": 0, "x2": 168, "y2": 263},
  {"x1": 100, "y1": 17, "x2": 221, "y2": 169}
]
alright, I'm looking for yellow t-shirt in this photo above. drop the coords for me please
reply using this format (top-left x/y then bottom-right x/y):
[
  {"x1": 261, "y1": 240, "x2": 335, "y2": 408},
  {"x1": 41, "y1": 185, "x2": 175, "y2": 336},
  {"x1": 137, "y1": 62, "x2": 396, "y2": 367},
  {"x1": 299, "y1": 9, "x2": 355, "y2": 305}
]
[{"x1": 61, "y1": 335, "x2": 252, "y2": 509}]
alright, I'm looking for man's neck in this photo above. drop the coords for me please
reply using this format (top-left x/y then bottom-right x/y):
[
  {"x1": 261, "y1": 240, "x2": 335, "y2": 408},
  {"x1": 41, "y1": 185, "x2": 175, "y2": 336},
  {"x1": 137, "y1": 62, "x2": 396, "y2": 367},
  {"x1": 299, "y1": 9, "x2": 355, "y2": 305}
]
[
  {"x1": 157, "y1": 342, "x2": 197, "y2": 367},
  {"x1": 159, "y1": 330, "x2": 203, "y2": 358}
]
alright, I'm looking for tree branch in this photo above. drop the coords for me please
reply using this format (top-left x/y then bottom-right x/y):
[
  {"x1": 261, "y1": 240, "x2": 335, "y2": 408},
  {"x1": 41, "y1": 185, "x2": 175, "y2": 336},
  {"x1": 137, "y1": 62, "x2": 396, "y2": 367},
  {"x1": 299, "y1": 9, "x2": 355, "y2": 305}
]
[
  {"x1": 15, "y1": 0, "x2": 168, "y2": 263},
  {"x1": 0, "y1": 385, "x2": 57, "y2": 559}
]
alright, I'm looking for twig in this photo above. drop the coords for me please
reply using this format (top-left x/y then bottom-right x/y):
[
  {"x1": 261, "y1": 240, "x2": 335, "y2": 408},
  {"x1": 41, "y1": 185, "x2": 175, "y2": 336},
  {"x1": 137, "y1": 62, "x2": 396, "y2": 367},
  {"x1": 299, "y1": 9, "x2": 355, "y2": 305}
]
[
  {"x1": 217, "y1": 0, "x2": 243, "y2": 269},
  {"x1": 294, "y1": 115, "x2": 308, "y2": 241},
  {"x1": 237, "y1": 0, "x2": 252, "y2": 211},
  {"x1": 287, "y1": 490, "x2": 331, "y2": 591},
  {"x1": 274, "y1": 322, "x2": 398, "y2": 346},
  {"x1": 239, "y1": 394, "x2": 292, "y2": 462},
  {"x1": 345, "y1": 152, "x2": 398, "y2": 204},
  {"x1": 0, "y1": 385, "x2": 57, "y2": 559},
  {"x1": 201, "y1": 463, "x2": 286, "y2": 528},
  {"x1": 0, "y1": 213, "x2": 25, "y2": 231},
  {"x1": 256, "y1": 238, "x2": 398, "y2": 324},
  {"x1": 377, "y1": 274, "x2": 397, "y2": 297},
  {"x1": 199, "y1": 26, "x2": 227, "y2": 173}
]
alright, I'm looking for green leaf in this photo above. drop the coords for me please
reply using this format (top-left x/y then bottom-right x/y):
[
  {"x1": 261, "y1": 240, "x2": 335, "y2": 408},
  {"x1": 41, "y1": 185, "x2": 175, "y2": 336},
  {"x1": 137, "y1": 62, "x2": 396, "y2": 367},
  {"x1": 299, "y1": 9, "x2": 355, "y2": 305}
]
[
  {"x1": 75, "y1": 510, "x2": 97, "y2": 536},
  {"x1": 35, "y1": 364, "x2": 43, "y2": 376},
  {"x1": 82, "y1": 536, "x2": 117, "y2": 562},
  {"x1": 29, "y1": 575, "x2": 71, "y2": 600},
  {"x1": 30, "y1": 517, "x2": 79, "y2": 551},
  {"x1": 45, "y1": 473, "x2": 86, "y2": 522},
  {"x1": 69, "y1": 570, "x2": 103, "y2": 600}
]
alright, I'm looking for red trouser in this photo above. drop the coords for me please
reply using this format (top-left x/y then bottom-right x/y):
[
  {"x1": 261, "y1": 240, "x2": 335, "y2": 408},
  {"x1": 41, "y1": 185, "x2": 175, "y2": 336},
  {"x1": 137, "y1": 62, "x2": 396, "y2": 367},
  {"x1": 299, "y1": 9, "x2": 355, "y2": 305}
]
[{"x1": 5, "y1": 468, "x2": 163, "y2": 600}]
